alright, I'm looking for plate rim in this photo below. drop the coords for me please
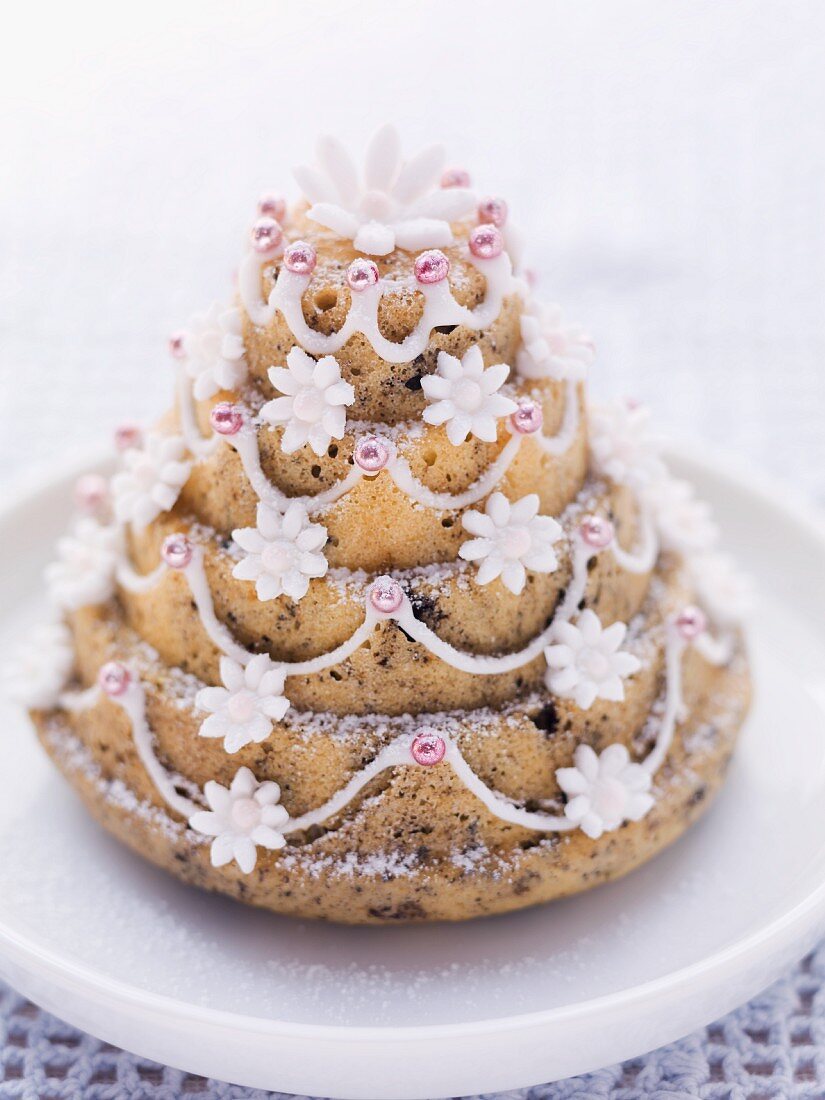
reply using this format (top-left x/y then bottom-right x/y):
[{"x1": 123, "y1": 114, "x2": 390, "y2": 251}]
[{"x1": 1, "y1": 440, "x2": 824, "y2": 1048}]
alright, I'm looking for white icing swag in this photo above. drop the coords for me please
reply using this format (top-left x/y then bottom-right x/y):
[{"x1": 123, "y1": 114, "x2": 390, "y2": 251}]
[{"x1": 14, "y1": 127, "x2": 750, "y2": 877}]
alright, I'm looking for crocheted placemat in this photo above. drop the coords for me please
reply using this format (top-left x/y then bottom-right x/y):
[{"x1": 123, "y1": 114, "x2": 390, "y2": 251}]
[{"x1": 1, "y1": 942, "x2": 822, "y2": 1100}]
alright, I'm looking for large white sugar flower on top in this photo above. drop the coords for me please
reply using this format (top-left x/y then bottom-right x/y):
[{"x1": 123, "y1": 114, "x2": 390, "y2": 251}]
[
  {"x1": 556, "y1": 743, "x2": 654, "y2": 840},
  {"x1": 262, "y1": 347, "x2": 355, "y2": 457},
  {"x1": 293, "y1": 124, "x2": 476, "y2": 256},
  {"x1": 422, "y1": 346, "x2": 517, "y2": 446},
  {"x1": 3, "y1": 620, "x2": 74, "y2": 709},
  {"x1": 589, "y1": 401, "x2": 665, "y2": 489},
  {"x1": 232, "y1": 501, "x2": 328, "y2": 603},
  {"x1": 183, "y1": 303, "x2": 247, "y2": 400},
  {"x1": 45, "y1": 518, "x2": 122, "y2": 610},
  {"x1": 195, "y1": 654, "x2": 290, "y2": 754},
  {"x1": 112, "y1": 433, "x2": 191, "y2": 531},
  {"x1": 688, "y1": 551, "x2": 753, "y2": 626},
  {"x1": 189, "y1": 766, "x2": 289, "y2": 874},
  {"x1": 459, "y1": 493, "x2": 563, "y2": 595},
  {"x1": 516, "y1": 300, "x2": 595, "y2": 382},
  {"x1": 643, "y1": 476, "x2": 718, "y2": 555},
  {"x1": 545, "y1": 609, "x2": 641, "y2": 710}
]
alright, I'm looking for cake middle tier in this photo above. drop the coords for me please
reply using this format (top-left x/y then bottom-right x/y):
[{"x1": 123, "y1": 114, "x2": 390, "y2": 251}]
[
  {"x1": 175, "y1": 377, "x2": 585, "y2": 570},
  {"x1": 116, "y1": 479, "x2": 652, "y2": 715}
]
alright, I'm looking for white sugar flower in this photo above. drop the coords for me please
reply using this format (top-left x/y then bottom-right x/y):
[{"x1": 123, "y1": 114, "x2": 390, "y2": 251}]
[
  {"x1": 189, "y1": 766, "x2": 289, "y2": 874},
  {"x1": 182, "y1": 303, "x2": 246, "y2": 400},
  {"x1": 545, "y1": 609, "x2": 641, "y2": 710},
  {"x1": 589, "y1": 401, "x2": 665, "y2": 489},
  {"x1": 45, "y1": 519, "x2": 122, "y2": 610},
  {"x1": 557, "y1": 743, "x2": 654, "y2": 840},
  {"x1": 422, "y1": 346, "x2": 517, "y2": 446},
  {"x1": 459, "y1": 493, "x2": 562, "y2": 595},
  {"x1": 688, "y1": 551, "x2": 753, "y2": 626},
  {"x1": 195, "y1": 654, "x2": 290, "y2": 754},
  {"x1": 112, "y1": 433, "x2": 191, "y2": 531},
  {"x1": 516, "y1": 300, "x2": 595, "y2": 382},
  {"x1": 262, "y1": 347, "x2": 355, "y2": 457},
  {"x1": 294, "y1": 124, "x2": 475, "y2": 257},
  {"x1": 3, "y1": 620, "x2": 74, "y2": 709},
  {"x1": 232, "y1": 501, "x2": 328, "y2": 603},
  {"x1": 643, "y1": 476, "x2": 718, "y2": 555}
]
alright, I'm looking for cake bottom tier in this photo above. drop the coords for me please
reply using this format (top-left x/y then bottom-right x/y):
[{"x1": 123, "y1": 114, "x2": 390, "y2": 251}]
[{"x1": 33, "y1": 644, "x2": 749, "y2": 923}]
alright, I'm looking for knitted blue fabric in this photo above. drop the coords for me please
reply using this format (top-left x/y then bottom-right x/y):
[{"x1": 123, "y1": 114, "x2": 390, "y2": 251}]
[{"x1": 1, "y1": 944, "x2": 823, "y2": 1100}]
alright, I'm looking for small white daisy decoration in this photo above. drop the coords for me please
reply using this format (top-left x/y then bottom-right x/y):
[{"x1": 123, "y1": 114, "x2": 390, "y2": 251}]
[
  {"x1": 589, "y1": 400, "x2": 664, "y2": 489},
  {"x1": 3, "y1": 620, "x2": 74, "y2": 709},
  {"x1": 421, "y1": 346, "x2": 517, "y2": 446},
  {"x1": 262, "y1": 347, "x2": 355, "y2": 457},
  {"x1": 112, "y1": 433, "x2": 191, "y2": 530},
  {"x1": 195, "y1": 654, "x2": 290, "y2": 753},
  {"x1": 643, "y1": 476, "x2": 719, "y2": 555},
  {"x1": 45, "y1": 519, "x2": 122, "y2": 610},
  {"x1": 182, "y1": 303, "x2": 247, "y2": 400},
  {"x1": 189, "y1": 766, "x2": 289, "y2": 873},
  {"x1": 516, "y1": 300, "x2": 595, "y2": 382},
  {"x1": 293, "y1": 124, "x2": 476, "y2": 257},
  {"x1": 544, "y1": 609, "x2": 641, "y2": 710},
  {"x1": 556, "y1": 743, "x2": 654, "y2": 839},
  {"x1": 459, "y1": 492, "x2": 562, "y2": 595},
  {"x1": 231, "y1": 501, "x2": 328, "y2": 603}
]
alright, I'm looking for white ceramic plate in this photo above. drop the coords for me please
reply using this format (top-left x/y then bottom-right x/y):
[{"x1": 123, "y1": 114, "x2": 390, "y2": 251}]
[{"x1": 1, "y1": 444, "x2": 824, "y2": 1100}]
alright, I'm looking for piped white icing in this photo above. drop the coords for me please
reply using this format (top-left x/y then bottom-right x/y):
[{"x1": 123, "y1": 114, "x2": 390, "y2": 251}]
[
  {"x1": 238, "y1": 249, "x2": 516, "y2": 363},
  {"x1": 224, "y1": 385, "x2": 580, "y2": 519}
]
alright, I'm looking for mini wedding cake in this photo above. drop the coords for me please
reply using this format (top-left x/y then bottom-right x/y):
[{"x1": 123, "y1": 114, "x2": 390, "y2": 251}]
[{"x1": 15, "y1": 127, "x2": 751, "y2": 922}]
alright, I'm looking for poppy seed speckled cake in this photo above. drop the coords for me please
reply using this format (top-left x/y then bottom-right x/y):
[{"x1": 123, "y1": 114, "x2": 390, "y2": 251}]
[{"x1": 11, "y1": 127, "x2": 751, "y2": 923}]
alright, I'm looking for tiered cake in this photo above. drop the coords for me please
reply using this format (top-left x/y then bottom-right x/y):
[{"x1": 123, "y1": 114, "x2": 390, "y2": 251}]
[{"x1": 15, "y1": 127, "x2": 751, "y2": 922}]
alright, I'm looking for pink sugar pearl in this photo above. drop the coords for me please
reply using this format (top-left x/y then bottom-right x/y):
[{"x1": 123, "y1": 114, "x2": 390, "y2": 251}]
[
  {"x1": 477, "y1": 197, "x2": 508, "y2": 228},
  {"x1": 579, "y1": 515, "x2": 615, "y2": 550},
  {"x1": 411, "y1": 731, "x2": 447, "y2": 766},
  {"x1": 283, "y1": 240, "x2": 317, "y2": 275},
  {"x1": 250, "y1": 217, "x2": 283, "y2": 254},
  {"x1": 354, "y1": 436, "x2": 391, "y2": 474},
  {"x1": 414, "y1": 249, "x2": 450, "y2": 285},
  {"x1": 114, "y1": 423, "x2": 142, "y2": 452},
  {"x1": 210, "y1": 403, "x2": 244, "y2": 436},
  {"x1": 510, "y1": 400, "x2": 543, "y2": 435},
  {"x1": 161, "y1": 533, "x2": 194, "y2": 570},
  {"x1": 441, "y1": 167, "x2": 471, "y2": 189},
  {"x1": 469, "y1": 223, "x2": 504, "y2": 260},
  {"x1": 346, "y1": 258, "x2": 380, "y2": 292},
  {"x1": 257, "y1": 193, "x2": 286, "y2": 222},
  {"x1": 74, "y1": 474, "x2": 109, "y2": 514},
  {"x1": 98, "y1": 661, "x2": 131, "y2": 698},
  {"x1": 168, "y1": 331, "x2": 187, "y2": 359},
  {"x1": 675, "y1": 605, "x2": 707, "y2": 641},
  {"x1": 369, "y1": 575, "x2": 404, "y2": 615}
]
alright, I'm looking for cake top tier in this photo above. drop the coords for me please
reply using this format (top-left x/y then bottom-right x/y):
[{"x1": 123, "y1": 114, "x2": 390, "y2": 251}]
[{"x1": 231, "y1": 126, "x2": 596, "y2": 425}]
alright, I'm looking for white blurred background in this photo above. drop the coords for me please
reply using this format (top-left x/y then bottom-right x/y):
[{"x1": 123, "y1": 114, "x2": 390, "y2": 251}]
[{"x1": 2, "y1": 0, "x2": 823, "y2": 498}]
